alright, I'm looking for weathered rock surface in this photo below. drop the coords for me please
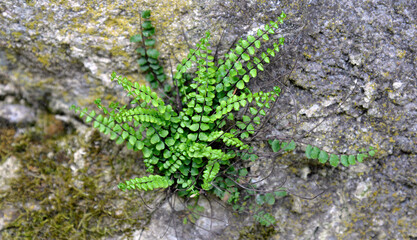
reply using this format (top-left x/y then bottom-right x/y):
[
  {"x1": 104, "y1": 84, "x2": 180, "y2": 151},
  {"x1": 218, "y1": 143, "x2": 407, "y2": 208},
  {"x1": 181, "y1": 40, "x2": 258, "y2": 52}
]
[
  {"x1": 0, "y1": 0, "x2": 416, "y2": 239},
  {"x1": 0, "y1": 103, "x2": 36, "y2": 125}
]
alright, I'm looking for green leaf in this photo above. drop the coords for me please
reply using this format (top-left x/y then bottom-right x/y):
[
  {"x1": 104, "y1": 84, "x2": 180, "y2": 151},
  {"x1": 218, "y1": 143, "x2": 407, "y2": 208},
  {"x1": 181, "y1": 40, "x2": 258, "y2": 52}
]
[
  {"x1": 159, "y1": 130, "x2": 169, "y2": 138},
  {"x1": 255, "y1": 195, "x2": 265, "y2": 205},
  {"x1": 145, "y1": 73, "x2": 155, "y2": 83},
  {"x1": 190, "y1": 167, "x2": 199, "y2": 176},
  {"x1": 150, "y1": 64, "x2": 160, "y2": 71},
  {"x1": 234, "y1": 61, "x2": 243, "y2": 71},
  {"x1": 188, "y1": 133, "x2": 197, "y2": 141},
  {"x1": 110, "y1": 132, "x2": 118, "y2": 140},
  {"x1": 242, "y1": 115, "x2": 251, "y2": 123},
  {"x1": 242, "y1": 53, "x2": 250, "y2": 61},
  {"x1": 143, "y1": 28, "x2": 155, "y2": 37},
  {"x1": 159, "y1": 74, "x2": 167, "y2": 81},
  {"x1": 145, "y1": 39, "x2": 155, "y2": 46},
  {"x1": 340, "y1": 155, "x2": 349, "y2": 167},
  {"x1": 283, "y1": 140, "x2": 296, "y2": 151},
  {"x1": 136, "y1": 47, "x2": 146, "y2": 55},
  {"x1": 257, "y1": 29, "x2": 263, "y2": 36},
  {"x1": 318, "y1": 150, "x2": 328, "y2": 163},
  {"x1": 236, "y1": 121, "x2": 246, "y2": 130},
  {"x1": 274, "y1": 190, "x2": 287, "y2": 197},
  {"x1": 247, "y1": 35, "x2": 255, "y2": 42},
  {"x1": 147, "y1": 49, "x2": 160, "y2": 59},
  {"x1": 166, "y1": 138, "x2": 175, "y2": 146},
  {"x1": 264, "y1": 193, "x2": 275, "y2": 205},
  {"x1": 348, "y1": 155, "x2": 356, "y2": 165},
  {"x1": 155, "y1": 141, "x2": 165, "y2": 151},
  {"x1": 230, "y1": 69, "x2": 237, "y2": 77},
  {"x1": 189, "y1": 123, "x2": 199, "y2": 131},
  {"x1": 141, "y1": 10, "x2": 151, "y2": 18},
  {"x1": 179, "y1": 165, "x2": 189, "y2": 176},
  {"x1": 357, "y1": 153, "x2": 365, "y2": 163},
  {"x1": 200, "y1": 124, "x2": 210, "y2": 131},
  {"x1": 254, "y1": 40, "x2": 261, "y2": 48},
  {"x1": 142, "y1": 21, "x2": 152, "y2": 29},
  {"x1": 195, "y1": 105, "x2": 202, "y2": 113},
  {"x1": 236, "y1": 80, "x2": 245, "y2": 89},
  {"x1": 305, "y1": 144, "x2": 313, "y2": 159},
  {"x1": 122, "y1": 131, "x2": 129, "y2": 140},
  {"x1": 129, "y1": 136, "x2": 137, "y2": 146},
  {"x1": 151, "y1": 99, "x2": 159, "y2": 107},
  {"x1": 235, "y1": 46, "x2": 244, "y2": 54},
  {"x1": 241, "y1": 40, "x2": 249, "y2": 48},
  {"x1": 137, "y1": 57, "x2": 147, "y2": 66},
  {"x1": 243, "y1": 75, "x2": 250, "y2": 83},
  {"x1": 248, "y1": 46, "x2": 255, "y2": 55},
  {"x1": 329, "y1": 154, "x2": 339, "y2": 167},
  {"x1": 239, "y1": 168, "x2": 248, "y2": 177},
  {"x1": 147, "y1": 128, "x2": 155, "y2": 137},
  {"x1": 240, "y1": 132, "x2": 249, "y2": 139},
  {"x1": 130, "y1": 34, "x2": 142, "y2": 42},
  {"x1": 140, "y1": 64, "x2": 150, "y2": 71},
  {"x1": 270, "y1": 140, "x2": 280, "y2": 152},
  {"x1": 135, "y1": 141, "x2": 144, "y2": 150},
  {"x1": 311, "y1": 147, "x2": 320, "y2": 159},
  {"x1": 250, "y1": 69, "x2": 257, "y2": 78},
  {"x1": 216, "y1": 83, "x2": 223, "y2": 92},
  {"x1": 116, "y1": 136, "x2": 124, "y2": 145},
  {"x1": 142, "y1": 147, "x2": 152, "y2": 158},
  {"x1": 150, "y1": 134, "x2": 160, "y2": 144},
  {"x1": 369, "y1": 150, "x2": 376, "y2": 157},
  {"x1": 257, "y1": 63, "x2": 264, "y2": 71},
  {"x1": 198, "y1": 132, "x2": 208, "y2": 141},
  {"x1": 249, "y1": 107, "x2": 257, "y2": 115},
  {"x1": 246, "y1": 124, "x2": 255, "y2": 133}
]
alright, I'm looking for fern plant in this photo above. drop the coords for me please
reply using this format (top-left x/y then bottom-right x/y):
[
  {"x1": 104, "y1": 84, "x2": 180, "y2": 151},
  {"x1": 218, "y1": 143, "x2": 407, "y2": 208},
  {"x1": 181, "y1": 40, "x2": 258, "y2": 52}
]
[
  {"x1": 130, "y1": 10, "x2": 168, "y2": 92},
  {"x1": 71, "y1": 10, "x2": 376, "y2": 227}
]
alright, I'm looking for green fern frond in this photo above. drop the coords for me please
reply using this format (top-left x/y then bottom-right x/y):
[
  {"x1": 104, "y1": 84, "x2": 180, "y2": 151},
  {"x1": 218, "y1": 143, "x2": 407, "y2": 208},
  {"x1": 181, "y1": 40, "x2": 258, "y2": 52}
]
[
  {"x1": 202, "y1": 161, "x2": 220, "y2": 191},
  {"x1": 118, "y1": 175, "x2": 171, "y2": 192}
]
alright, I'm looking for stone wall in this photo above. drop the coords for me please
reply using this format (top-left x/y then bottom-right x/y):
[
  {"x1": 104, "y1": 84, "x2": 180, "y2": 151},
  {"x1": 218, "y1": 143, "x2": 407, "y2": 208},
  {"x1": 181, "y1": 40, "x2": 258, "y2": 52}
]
[{"x1": 0, "y1": 0, "x2": 416, "y2": 239}]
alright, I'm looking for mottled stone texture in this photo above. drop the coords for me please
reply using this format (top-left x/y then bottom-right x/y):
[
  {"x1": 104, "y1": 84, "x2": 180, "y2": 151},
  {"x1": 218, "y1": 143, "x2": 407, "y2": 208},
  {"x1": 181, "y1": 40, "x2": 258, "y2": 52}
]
[{"x1": 0, "y1": 0, "x2": 416, "y2": 239}]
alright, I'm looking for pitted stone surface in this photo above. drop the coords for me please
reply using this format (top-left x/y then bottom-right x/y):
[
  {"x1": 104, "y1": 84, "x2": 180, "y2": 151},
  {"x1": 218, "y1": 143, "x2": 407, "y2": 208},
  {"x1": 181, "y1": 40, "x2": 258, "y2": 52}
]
[{"x1": 0, "y1": 0, "x2": 416, "y2": 239}]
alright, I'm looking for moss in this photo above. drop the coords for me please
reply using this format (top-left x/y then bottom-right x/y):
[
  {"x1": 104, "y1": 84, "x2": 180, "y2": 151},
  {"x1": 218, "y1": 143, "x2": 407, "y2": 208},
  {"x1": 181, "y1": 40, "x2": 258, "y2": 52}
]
[
  {"x1": 11, "y1": 32, "x2": 23, "y2": 40},
  {"x1": 5, "y1": 49, "x2": 17, "y2": 64},
  {"x1": 238, "y1": 223, "x2": 277, "y2": 240},
  {"x1": 36, "y1": 53, "x2": 51, "y2": 68},
  {"x1": 0, "y1": 126, "x2": 16, "y2": 163},
  {"x1": 0, "y1": 113, "x2": 154, "y2": 239},
  {"x1": 396, "y1": 49, "x2": 406, "y2": 59}
]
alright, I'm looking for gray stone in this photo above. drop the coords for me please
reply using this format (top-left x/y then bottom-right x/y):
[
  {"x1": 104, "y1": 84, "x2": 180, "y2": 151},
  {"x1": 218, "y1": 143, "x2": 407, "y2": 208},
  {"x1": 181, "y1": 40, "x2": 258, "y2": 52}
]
[
  {"x1": 0, "y1": 0, "x2": 416, "y2": 239},
  {"x1": 0, "y1": 156, "x2": 20, "y2": 192},
  {"x1": 0, "y1": 103, "x2": 36, "y2": 124}
]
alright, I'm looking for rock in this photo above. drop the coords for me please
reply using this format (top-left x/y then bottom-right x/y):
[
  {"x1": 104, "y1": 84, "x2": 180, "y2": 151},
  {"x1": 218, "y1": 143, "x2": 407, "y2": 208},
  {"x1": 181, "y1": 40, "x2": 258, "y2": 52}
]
[
  {"x1": 0, "y1": 156, "x2": 20, "y2": 192},
  {"x1": 0, "y1": 103, "x2": 36, "y2": 125},
  {"x1": 1, "y1": 0, "x2": 416, "y2": 239}
]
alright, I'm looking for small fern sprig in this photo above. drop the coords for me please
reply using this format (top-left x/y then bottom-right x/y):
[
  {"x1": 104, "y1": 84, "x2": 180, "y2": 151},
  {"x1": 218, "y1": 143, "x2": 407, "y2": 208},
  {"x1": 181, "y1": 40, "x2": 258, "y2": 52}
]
[
  {"x1": 268, "y1": 140, "x2": 376, "y2": 167},
  {"x1": 130, "y1": 10, "x2": 169, "y2": 93},
  {"x1": 118, "y1": 175, "x2": 172, "y2": 191}
]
